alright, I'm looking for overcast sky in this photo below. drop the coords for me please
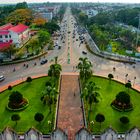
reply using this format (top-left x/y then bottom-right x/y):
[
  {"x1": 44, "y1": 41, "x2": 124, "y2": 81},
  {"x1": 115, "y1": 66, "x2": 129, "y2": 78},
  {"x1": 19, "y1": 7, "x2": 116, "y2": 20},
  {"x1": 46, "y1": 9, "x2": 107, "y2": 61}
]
[{"x1": 0, "y1": 0, "x2": 140, "y2": 4}]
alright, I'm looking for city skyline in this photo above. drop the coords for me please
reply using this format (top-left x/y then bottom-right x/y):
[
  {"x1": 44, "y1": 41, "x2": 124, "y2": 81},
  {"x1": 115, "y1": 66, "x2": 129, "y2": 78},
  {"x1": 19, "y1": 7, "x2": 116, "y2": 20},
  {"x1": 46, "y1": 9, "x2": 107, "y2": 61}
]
[{"x1": 1, "y1": 0, "x2": 140, "y2": 4}]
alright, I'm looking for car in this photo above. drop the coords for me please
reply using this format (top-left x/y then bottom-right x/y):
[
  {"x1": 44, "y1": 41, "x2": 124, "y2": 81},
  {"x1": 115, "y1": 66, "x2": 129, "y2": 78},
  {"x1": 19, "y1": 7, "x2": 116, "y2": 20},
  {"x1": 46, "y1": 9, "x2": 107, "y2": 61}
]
[
  {"x1": 82, "y1": 51, "x2": 87, "y2": 55},
  {"x1": 0, "y1": 75, "x2": 5, "y2": 82},
  {"x1": 40, "y1": 59, "x2": 48, "y2": 65}
]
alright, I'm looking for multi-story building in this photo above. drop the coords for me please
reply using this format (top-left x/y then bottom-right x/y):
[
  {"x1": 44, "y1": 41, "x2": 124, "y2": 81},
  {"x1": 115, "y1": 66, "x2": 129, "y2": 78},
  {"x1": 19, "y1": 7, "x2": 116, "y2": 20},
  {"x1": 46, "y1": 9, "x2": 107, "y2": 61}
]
[{"x1": 0, "y1": 23, "x2": 30, "y2": 50}]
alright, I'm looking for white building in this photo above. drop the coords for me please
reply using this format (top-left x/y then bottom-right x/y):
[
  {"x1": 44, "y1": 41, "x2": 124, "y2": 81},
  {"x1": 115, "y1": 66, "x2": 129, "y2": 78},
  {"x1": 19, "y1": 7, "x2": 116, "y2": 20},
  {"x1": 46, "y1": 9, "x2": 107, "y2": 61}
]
[
  {"x1": 0, "y1": 23, "x2": 30, "y2": 50},
  {"x1": 24, "y1": 128, "x2": 43, "y2": 140},
  {"x1": 41, "y1": 12, "x2": 53, "y2": 21},
  {"x1": 125, "y1": 127, "x2": 140, "y2": 140},
  {"x1": 51, "y1": 128, "x2": 68, "y2": 140},
  {"x1": 101, "y1": 128, "x2": 118, "y2": 140},
  {"x1": 75, "y1": 128, "x2": 92, "y2": 140}
]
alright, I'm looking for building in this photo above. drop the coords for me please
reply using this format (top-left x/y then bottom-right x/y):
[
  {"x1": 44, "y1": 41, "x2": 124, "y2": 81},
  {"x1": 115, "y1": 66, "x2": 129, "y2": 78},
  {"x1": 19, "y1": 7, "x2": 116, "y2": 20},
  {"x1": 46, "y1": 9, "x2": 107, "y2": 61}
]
[
  {"x1": 125, "y1": 127, "x2": 140, "y2": 140},
  {"x1": 1, "y1": 127, "x2": 19, "y2": 140},
  {"x1": 24, "y1": 127, "x2": 43, "y2": 140},
  {"x1": 0, "y1": 23, "x2": 30, "y2": 49},
  {"x1": 41, "y1": 12, "x2": 53, "y2": 21},
  {"x1": 101, "y1": 127, "x2": 118, "y2": 140},
  {"x1": 51, "y1": 128, "x2": 68, "y2": 140},
  {"x1": 75, "y1": 128, "x2": 92, "y2": 140}
]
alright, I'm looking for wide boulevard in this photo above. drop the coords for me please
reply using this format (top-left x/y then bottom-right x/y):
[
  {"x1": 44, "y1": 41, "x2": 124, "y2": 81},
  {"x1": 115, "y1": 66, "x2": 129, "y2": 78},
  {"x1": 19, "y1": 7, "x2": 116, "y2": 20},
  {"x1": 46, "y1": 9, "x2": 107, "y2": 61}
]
[{"x1": 0, "y1": 7, "x2": 140, "y2": 90}]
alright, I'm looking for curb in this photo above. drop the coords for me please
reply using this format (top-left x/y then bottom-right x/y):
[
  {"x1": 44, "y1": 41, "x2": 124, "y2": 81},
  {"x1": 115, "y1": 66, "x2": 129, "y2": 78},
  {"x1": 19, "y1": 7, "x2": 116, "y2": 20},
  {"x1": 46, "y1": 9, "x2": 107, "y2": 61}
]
[{"x1": 0, "y1": 52, "x2": 48, "y2": 66}]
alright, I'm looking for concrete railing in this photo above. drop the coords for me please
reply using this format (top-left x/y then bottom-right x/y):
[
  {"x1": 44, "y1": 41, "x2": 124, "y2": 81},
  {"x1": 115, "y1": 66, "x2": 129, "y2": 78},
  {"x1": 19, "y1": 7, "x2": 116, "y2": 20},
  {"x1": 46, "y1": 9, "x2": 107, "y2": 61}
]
[{"x1": 84, "y1": 27, "x2": 140, "y2": 64}]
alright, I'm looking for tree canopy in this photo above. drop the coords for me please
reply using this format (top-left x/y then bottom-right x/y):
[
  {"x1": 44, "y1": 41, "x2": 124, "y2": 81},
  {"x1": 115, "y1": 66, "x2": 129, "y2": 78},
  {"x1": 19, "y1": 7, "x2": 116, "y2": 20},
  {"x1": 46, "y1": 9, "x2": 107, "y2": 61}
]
[
  {"x1": 9, "y1": 91, "x2": 23, "y2": 104},
  {"x1": 116, "y1": 91, "x2": 130, "y2": 105},
  {"x1": 6, "y1": 9, "x2": 33, "y2": 25}
]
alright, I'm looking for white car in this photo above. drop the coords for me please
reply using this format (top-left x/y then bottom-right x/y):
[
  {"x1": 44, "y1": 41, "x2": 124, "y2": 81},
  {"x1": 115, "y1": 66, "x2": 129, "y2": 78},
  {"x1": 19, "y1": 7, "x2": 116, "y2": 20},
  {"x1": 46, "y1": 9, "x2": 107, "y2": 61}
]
[{"x1": 0, "y1": 75, "x2": 5, "y2": 82}]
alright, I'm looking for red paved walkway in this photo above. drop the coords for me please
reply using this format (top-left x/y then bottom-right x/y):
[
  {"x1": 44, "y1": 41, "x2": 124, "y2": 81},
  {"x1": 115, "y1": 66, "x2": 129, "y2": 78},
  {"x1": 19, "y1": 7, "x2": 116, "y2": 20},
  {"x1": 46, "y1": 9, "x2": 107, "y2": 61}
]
[{"x1": 57, "y1": 75, "x2": 84, "y2": 140}]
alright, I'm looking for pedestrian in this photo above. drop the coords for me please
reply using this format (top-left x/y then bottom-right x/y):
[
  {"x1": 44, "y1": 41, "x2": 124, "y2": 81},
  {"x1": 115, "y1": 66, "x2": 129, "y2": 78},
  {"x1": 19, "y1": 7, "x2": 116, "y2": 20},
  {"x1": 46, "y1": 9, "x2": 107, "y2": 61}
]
[
  {"x1": 13, "y1": 68, "x2": 16, "y2": 72},
  {"x1": 74, "y1": 92, "x2": 75, "y2": 97}
]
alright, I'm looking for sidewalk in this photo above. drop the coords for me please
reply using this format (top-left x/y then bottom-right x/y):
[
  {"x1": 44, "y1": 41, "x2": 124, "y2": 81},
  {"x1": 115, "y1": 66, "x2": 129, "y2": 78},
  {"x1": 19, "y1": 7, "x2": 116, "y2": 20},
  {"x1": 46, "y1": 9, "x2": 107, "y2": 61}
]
[
  {"x1": 0, "y1": 74, "x2": 47, "y2": 93},
  {"x1": 57, "y1": 75, "x2": 84, "y2": 140}
]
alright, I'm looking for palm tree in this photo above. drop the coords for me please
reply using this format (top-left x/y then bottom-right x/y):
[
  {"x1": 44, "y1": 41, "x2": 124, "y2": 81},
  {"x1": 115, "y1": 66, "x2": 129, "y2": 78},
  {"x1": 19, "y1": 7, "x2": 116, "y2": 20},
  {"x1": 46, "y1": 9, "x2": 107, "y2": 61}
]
[
  {"x1": 81, "y1": 81, "x2": 100, "y2": 125},
  {"x1": 77, "y1": 57, "x2": 92, "y2": 83},
  {"x1": 48, "y1": 64, "x2": 62, "y2": 79},
  {"x1": 41, "y1": 85, "x2": 58, "y2": 112},
  {"x1": 108, "y1": 73, "x2": 114, "y2": 83},
  {"x1": 82, "y1": 81, "x2": 100, "y2": 111}
]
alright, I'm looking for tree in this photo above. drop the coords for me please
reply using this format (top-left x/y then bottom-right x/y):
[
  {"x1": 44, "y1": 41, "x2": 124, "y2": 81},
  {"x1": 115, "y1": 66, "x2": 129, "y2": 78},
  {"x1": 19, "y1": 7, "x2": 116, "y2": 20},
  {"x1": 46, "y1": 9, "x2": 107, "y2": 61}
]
[
  {"x1": 45, "y1": 21, "x2": 60, "y2": 34},
  {"x1": 38, "y1": 30, "x2": 50, "y2": 48},
  {"x1": 29, "y1": 38, "x2": 39, "y2": 52},
  {"x1": 3, "y1": 44, "x2": 17, "y2": 59},
  {"x1": 33, "y1": 17, "x2": 46, "y2": 27},
  {"x1": 8, "y1": 85, "x2": 12, "y2": 90},
  {"x1": 7, "y1": 9, "x2": 33, "y2": 25},
  {"x1": 95, "y1": 113, "x2": 105, "y2": 128},
  {"x1": 81, "y1": 81, "x2": 100, "y2": 111},
  {"x1": 34, "y1": 113, "x2": 44, "y2": 124},
  {"x1": 15, "y1": 2, "x2": 28, "y2": 9},
  {"x1": 26, "y1": 77, "x2": 32, "y2": 82},
  {"x1": 108, "y1": 73, "x2": 114, "y2": 83},
  {"x1": 120, "y1": 116, "x2": 129, "y2": 124},
  {"x1": 77, "y1": 57, "x2": 92, "y2": 83},
  {"x1": 48, "y1": 64, "x2": 62, "y2": 79},
  {"x1": 116, "y1": 91, "x2": 130, "y2": 105},
  {"x1": 9, "y1": 91, "x2": 23, "y2": 104},
  {"x1": 41, "y1": 85, "x2": 58, "y2": 112},
  {"x1": 11, "y1": 114, "x2": 20, "y2": 125},
  {"x1": 125, "y1": 82, "x2": 132, "y2": 93}
]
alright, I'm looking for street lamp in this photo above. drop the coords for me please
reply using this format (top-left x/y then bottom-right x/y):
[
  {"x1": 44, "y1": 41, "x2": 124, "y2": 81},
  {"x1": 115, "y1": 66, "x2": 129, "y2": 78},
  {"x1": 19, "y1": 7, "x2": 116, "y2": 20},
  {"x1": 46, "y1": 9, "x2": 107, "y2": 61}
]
[
  {"x1": 90, "y1": 121, "x2": 94, "y2": 131},
  {"x1": 48, "y1": 120, "x2": 51, "y2": 131},
  {"x1": 125, "y1": 74, "x2": 128, "y2": 83},
  {"x1": 133, "y1": 76, "x2": 136, "y2": 86}
]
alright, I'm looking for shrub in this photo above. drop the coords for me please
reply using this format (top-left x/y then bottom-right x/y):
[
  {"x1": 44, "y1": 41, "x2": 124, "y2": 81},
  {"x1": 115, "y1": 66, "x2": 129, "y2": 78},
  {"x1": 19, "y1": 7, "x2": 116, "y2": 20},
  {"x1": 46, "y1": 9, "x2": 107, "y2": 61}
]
[
  {"x1": 8, "y1": 91, "x2": 29, "y2": 110},
  {"x1": 45, "y1": 81, "x2": 52, "y2": 86},
  {"x1": 111, "y1": 91, "x2": 133, "y2": 112},
  {"x1": 8, "y1": 85, "x2": 12, "y2": 90},
  {"x1": 116, "y1": 91, "x2": 130, "y2": 104},
  {"x1": 26, "y1": 77, "x2": 32, "y2": 82},
  {"x1": 9, "y1": 91, "x2": 23, "y2": 104},
  {"x1": 120, "y1": 116, "x2": 129, "y2": 124},
  {"x1": 34, "y1": 113, "x2": 44, "y2": 123}
]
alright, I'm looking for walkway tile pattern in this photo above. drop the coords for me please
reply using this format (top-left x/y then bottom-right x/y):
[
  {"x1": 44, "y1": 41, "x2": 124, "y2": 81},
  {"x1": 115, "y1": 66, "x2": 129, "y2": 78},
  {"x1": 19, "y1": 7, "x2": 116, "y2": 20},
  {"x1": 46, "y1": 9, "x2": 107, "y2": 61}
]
[{"x1": 57, "y1": 75, "x2": 84, "y2": 140}]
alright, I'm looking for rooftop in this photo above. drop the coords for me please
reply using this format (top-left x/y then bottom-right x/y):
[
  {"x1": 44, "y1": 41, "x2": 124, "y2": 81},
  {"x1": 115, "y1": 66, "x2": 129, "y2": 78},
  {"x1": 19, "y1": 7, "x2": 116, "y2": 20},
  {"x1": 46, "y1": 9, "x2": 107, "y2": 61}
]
[{"x1": 9, "y1": 24, "x2": 29, "y2": 34}]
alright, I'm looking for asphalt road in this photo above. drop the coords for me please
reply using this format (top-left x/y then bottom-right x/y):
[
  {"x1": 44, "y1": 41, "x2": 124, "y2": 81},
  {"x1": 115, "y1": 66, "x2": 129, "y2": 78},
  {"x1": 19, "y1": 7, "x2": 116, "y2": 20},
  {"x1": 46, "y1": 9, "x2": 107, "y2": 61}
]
[{"x1": 0, "y1": 7, "x2": 140, "y2": 89}]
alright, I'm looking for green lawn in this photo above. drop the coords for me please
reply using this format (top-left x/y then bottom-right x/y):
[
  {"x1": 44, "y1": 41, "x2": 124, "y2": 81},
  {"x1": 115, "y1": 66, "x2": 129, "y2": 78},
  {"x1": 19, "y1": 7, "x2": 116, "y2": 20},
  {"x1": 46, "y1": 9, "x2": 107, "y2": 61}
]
[
  {"x1": 0, "y1": 76, "x2": 57, "y2": 134},
  {"x1": 84, "y1": 76, "x2": 140, "y2": 134}
]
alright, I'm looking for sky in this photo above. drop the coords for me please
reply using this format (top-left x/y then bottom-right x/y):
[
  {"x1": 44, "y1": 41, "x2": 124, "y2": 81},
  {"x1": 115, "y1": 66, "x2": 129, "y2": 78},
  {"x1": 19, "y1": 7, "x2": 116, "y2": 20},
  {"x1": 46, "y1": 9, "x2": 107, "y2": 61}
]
[{"x1": 0, "y1": 0, "x2": 140, "y2": 4}]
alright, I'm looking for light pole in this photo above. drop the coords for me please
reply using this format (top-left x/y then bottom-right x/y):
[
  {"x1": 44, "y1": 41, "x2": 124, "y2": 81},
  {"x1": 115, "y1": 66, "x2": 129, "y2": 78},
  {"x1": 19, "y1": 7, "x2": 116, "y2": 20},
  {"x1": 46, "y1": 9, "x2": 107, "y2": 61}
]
[
  {"x1": 48, "y1": 120, "x2": 51, "y2": 131},
  {"x1": 125, "y1": 74, "x2": 128, "y2": 83},
  {"x1": 133, "y1": 76, "x2": 136, "y2": 86},
  {"x1": 90, "y1": 121, "x2": 94, "y2": 131}
]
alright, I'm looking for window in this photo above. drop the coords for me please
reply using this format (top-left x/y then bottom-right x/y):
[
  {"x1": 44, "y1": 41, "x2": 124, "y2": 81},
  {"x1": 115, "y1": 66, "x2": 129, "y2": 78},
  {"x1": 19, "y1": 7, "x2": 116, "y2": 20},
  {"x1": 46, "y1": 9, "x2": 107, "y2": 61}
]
[
  {"x1": 5, "y1": 35, "x2": 8, "y2": 38},
  {"x1": 0, "y1": 35, "x2": 2, "y2": 38},
  {"x1": 9, "y1": 35, "x2": 11, "y2": 38}
]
